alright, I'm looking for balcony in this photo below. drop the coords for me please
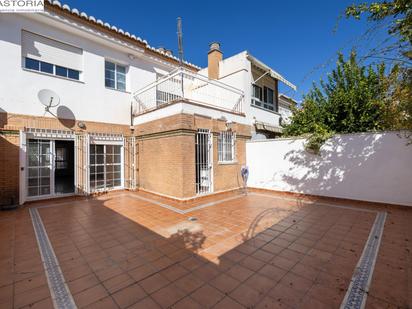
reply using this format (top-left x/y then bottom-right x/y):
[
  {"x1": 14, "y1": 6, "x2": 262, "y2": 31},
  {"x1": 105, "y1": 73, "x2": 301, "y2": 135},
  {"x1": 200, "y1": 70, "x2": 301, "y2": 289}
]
[{"x1": 132, "y1": 68, "x2": 244, "y2": 117}]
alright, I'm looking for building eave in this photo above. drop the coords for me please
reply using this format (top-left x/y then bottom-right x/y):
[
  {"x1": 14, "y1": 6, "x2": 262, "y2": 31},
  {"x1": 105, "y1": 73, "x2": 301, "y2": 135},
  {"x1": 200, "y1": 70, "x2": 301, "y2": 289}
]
[{"x1": 44, "y1": 0, "x2": 200, "y2": 71}]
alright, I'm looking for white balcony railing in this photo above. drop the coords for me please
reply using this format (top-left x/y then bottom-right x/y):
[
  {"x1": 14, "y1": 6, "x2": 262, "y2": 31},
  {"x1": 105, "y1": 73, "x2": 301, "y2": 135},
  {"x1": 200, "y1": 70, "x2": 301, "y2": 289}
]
[{"x1": 132, "y1": 68, "x2": 244, "y2": 116}]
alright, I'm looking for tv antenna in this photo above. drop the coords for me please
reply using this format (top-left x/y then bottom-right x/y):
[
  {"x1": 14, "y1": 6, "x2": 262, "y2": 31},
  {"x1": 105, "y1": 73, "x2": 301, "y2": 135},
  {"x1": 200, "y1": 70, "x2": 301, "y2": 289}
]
[
  {"x1": 177, "y1": 17, "x2": 184, "y2": 67},
  {"x1": 38, "y1": 89, "x2": 60, "y2": 116}
]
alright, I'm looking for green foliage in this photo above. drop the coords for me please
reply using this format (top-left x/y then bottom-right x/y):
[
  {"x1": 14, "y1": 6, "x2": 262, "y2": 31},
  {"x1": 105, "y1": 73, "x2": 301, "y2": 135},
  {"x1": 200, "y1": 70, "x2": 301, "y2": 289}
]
[
  {"x1": 305, "y1": 125, "x2": 334, "y2": 155},
  {"x1": 345, "y1": 0, "x2": 412, "y2": 61},
  {"x1": 283, "y1": 52, "x2": 389, "y2": 143},
  {"x1": 382, "y1": 66, "x2": 412, "y2": 131},
  {"x1": 283, "y1": 1, "x2": 412, "y2": 152}
]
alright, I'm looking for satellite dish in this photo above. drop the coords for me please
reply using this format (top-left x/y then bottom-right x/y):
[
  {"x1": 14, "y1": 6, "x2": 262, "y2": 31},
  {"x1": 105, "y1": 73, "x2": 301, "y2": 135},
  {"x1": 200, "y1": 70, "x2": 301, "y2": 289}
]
[{"x1": 38, "y1": 89, "x2": 60, "y2": 108}]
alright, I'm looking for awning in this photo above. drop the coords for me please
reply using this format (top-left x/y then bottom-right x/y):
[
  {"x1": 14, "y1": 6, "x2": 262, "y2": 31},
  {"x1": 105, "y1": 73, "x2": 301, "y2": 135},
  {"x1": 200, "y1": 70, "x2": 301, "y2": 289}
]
[
  {"x1": 247, "y1": 53, "x2": 297, "y2": 91},
  {"x1": 255, "y1": 121, "x2": 283, "y2": 134}
]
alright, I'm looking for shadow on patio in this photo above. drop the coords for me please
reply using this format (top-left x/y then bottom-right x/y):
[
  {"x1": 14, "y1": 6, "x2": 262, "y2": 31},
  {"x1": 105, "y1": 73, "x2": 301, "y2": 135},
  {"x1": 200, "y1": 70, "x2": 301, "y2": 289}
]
[{"x1": 15, "y1": 190, "x2": 387, "y2": 309}]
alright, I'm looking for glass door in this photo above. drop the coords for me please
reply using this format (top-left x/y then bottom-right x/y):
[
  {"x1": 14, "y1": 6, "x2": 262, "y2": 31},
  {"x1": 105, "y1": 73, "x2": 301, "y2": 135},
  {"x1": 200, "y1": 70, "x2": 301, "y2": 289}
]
[
  {"x1": 89, "y1": 144, "x2": 122, "y2": 191},
  {"x1": 27, "y1": 139, "x2": 52, "y2": 197}
]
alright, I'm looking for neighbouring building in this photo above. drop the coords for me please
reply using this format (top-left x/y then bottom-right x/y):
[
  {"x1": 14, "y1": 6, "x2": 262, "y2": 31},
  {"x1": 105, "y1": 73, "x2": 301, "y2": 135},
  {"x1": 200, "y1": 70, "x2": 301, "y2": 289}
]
[{"x1": 0, "y1": 0, "x2": 296, "y2": 206}]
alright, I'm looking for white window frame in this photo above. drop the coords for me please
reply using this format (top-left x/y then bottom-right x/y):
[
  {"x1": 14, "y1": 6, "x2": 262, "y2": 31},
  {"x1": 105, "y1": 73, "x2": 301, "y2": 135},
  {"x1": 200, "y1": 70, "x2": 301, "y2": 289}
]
[
  {"x1": 89, "y1": 143, "x2": 123, "y2": 192},
  {"x1": 105, "y1": 60, "x2": 127, "y2": 91},
  {"x1": 218, "y1": 131, "x2": 236, "y2": 163},
  {"x1": 23, "y1": 56, "x2": 82, "y2": 81}
]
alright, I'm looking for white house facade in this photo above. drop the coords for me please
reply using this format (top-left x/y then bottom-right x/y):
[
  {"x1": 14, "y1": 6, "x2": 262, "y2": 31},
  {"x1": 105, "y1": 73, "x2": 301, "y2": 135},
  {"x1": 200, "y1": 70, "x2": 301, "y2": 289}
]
[{"x1": 0, "y1": 0, "x2": 296, "y2": 206}]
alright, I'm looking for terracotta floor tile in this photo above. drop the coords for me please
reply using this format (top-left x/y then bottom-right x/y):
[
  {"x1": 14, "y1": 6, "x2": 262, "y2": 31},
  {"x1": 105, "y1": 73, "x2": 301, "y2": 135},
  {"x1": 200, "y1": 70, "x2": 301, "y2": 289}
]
[
  {"x1": 68, "y1": 273, "x2": 100, "y2": 295},
  {"x1": 20, "y1": 297, "x2": 54, "y2": 309},
  {"x1": 139, "y1": 273, "x2": 169, "y2": 294},
  {"x1": 258, "y1": 264, "x2": 287, "y2": 282},
  {"x1": 229, "y1": 283, "x2": 262, "y2": 308},
  {"x1": 226, "y1": 264, "x2": 254, "y2": 282},
  {"x1": 269, "y1": 255, "x2": 297, "y2": 271},
  {"x1": 192, "y1": 263, "x2": 221, "y2": 282},
  {"x1": 14, "y1": 275, "x2": 48, "y2": 295},
  {"x1": 174, "y1": 273, "x2": 204, "y2": 294},
  {"x1": 210, "y1": 273, "x2": 241, "y2": 294},
  {"x1": 128, "y1": 264, "x2": 157, "y2": 282},
  {"x1": 268, "y1": 283, "x2": 305, "y2": 308},
  {"x1": 102, "y1": 272, "x2": 134, "y2": 294},
  {"x1": 213, "y1": 296, "x2": 245, "y2": 309},
  {"x1": 128, "y1": 297, "x2": 161, "y2": 309},
  {"x1": 4, "y1": 190, "x2": 411, "y2": 309},
  {"x1": 190, "y1": 284, "x2": 224, "y2": 307},
  {"x1": 244, "y1": 272, "x2": 277, "y2": 294},
  {"x1": 306, "y1": 283, "x2": 344, "y2": 307},
  {"x1": 255, "y1": 296, "x2": 290, "y2": 309},
  {"x1": 112, "y1": 283, "x2": 147, "y2": 308},
  {"x1": 151, "y1": 284, "x2": 186, "y2": 308},
  {"x1": 73, "y1": 284, "x2": 109, "y2": 308},
  {"x1": 279, "y1": 272, "x2": 313, "y2": 294},
  {"x1": 239, "y1": 255, "x2": 266, "y2": 272},
  {"x1": 84, "y1": 296, "x2": 119, "y2": 309},
  {"x1": 297, "y1": 295, "x2": 331, "y2": 309},
  {"x1": 170, "y1": 296, "x2": 202, "y2": 309},
  {"x1": 159, "y1": 264, "x2": 188, "y2": 282},
  {"x1": 0, "y1": 284, "x2": 13, "y2": 304},
  {"x1": 13, "y1": 284, "x2": 50, "y2": 308}
]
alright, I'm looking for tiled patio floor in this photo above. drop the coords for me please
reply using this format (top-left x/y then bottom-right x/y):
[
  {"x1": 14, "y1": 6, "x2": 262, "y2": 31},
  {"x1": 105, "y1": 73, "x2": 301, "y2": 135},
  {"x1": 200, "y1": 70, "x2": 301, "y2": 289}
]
[{"x1": 0, "y1": 190, "x2": 411, "y2": 308}]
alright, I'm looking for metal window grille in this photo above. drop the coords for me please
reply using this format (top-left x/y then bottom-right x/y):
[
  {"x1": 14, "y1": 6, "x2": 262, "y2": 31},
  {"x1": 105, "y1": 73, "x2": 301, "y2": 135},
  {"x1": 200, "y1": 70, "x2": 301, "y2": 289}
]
[
  {"x1": 195, "y1": 129, "x2": 212, "y2": 195},
  {"x1": 218, "y1": 131, "x2": 236, "y2": 162},
  {"x1": 74, "y1": 133, "x2": 90, "y2": 195},
  {"x1": 124, "y1": 137, "x2": 137, "y2": 190}
]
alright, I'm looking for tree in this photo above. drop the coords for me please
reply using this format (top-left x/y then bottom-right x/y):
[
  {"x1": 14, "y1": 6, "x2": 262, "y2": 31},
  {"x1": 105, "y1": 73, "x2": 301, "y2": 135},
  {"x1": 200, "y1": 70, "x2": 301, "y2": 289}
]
[
  {"x1": 284, "y1": 52, "x2": 390, "y2": 153},
  {"x1": 284, "y1": 1, "x2": 412, "y2": 153},
  {"x1": 345, "y1": 0, "x2": 411, "y2": 63},
  {"x1": 345, "y1": 0, "x2": 412, "y2": 133}
]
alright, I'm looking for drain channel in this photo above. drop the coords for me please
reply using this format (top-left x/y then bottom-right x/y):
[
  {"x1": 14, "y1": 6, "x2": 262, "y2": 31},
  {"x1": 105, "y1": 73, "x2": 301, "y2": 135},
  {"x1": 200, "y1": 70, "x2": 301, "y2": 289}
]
[
  {"x1": 30, "y1": 208, "x2": 77, "y2": 309},
  {"x1": 340, "y1": 211, "x2": 387, "y2": 309}
]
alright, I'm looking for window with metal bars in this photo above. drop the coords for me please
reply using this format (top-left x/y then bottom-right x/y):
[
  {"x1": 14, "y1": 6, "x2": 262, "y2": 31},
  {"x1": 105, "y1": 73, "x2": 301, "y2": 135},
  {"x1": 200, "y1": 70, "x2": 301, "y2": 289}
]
[{"x1": 218, "y1": 131, "x2": 236, "y2": 162}]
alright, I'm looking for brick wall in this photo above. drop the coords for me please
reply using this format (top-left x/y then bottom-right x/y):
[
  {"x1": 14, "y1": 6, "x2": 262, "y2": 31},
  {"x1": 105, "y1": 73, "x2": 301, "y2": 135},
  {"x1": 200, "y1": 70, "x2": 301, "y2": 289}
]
[
  {"x1": 213, "y1": 136, "x2": 247, "y2": 192},
  {"x1": 0, "y1": 111, "x2": 251, "y2": 203},
  {"x1": 137, "y1": 133, "x2": 196, "y2": 198},
  {"x1": 1, "y1": 112, "x2": 130, "y2": 134},
  {"x1": 0, "y1": 131, "x2": 20, "y2": 206},
  {"x1": 0, "y1": 112, "x2": 131, "y2": 206},
  {"x1": 135, "y1": 113, "x2": 251, "y2": 199}
]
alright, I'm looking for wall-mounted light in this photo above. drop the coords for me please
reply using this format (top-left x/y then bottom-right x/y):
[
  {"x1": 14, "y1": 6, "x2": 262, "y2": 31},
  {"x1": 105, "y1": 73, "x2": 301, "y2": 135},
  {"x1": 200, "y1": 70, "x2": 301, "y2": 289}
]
[
  {"x1": 226, "y1": 120, "x2": 234, "y2": 131},
  {"x1": 77, "y1": 121, "x2": 86, "y2": 129}
]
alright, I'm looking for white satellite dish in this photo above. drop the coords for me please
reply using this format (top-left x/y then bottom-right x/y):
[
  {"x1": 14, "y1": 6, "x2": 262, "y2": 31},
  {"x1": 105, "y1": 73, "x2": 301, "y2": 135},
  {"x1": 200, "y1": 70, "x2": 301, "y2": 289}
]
[{"x1": 38, "y1": 89, "x2": 60, "y2": 109}]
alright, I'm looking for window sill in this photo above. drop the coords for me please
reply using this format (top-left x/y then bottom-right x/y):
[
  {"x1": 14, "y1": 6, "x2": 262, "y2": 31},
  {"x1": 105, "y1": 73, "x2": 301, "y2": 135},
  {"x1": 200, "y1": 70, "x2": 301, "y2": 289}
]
[
  {"x1": 218, "y1": 161, "x2": 238, "y2": 165},
  {"x1": 22, "y1": 67, "x2": 84, "y2": 84},
  {"x1": 105, "y1": 87, "x2": 130, "y2": 94},
  {"x1": 251, "y1": 103, "x2": 280, "y2": 115}
]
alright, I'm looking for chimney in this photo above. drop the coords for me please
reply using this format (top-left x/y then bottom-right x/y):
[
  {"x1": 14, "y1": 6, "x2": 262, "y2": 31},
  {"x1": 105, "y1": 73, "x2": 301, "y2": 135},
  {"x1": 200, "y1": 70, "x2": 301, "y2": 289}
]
[{"x1": 208, "y1": 42, "x2": 222, "y2": 79}]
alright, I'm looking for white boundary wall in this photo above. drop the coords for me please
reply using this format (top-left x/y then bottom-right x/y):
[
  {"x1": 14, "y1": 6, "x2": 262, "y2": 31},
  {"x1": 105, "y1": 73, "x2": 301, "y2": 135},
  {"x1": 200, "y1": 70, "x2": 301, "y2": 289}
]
[{"x1": 246, "y1": 131, "x2": 412, "y2": 206}]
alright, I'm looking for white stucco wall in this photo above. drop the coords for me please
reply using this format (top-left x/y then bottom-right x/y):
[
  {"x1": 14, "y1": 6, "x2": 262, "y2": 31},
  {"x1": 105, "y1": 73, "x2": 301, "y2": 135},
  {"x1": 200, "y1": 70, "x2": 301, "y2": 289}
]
[
  {"x1": 246, "y1": 131, "x2": 412, "y2": 206},
  {"x1": 216, "y1": 52, "x2": 282, "y2": 130},
  {"x1": 0, "y1": 13, "x2": 177, "y2": 125}
]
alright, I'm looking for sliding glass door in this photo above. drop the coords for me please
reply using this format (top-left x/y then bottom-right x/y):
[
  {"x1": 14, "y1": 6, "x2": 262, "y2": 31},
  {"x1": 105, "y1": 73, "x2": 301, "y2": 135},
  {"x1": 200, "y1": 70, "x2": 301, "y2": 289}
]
[
  {"x1": 27, "y1": 139, "x2": 52, "y2": 197},
  {"x1": 89, "y1": 144, "x2": 122, "y2": 191}
]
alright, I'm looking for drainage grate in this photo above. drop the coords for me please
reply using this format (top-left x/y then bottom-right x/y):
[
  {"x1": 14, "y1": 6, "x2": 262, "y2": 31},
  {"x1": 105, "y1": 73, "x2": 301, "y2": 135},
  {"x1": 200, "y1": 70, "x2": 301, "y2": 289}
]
[
  {"x1": 30, "y1": 208, "x2": 77, "y2": 309},
  {"x1": 188, "y1": 217, "x2": 198, "y2": 222},
  {"x1": 340, "y1": 211, "x2": 387, "y2": 309}
]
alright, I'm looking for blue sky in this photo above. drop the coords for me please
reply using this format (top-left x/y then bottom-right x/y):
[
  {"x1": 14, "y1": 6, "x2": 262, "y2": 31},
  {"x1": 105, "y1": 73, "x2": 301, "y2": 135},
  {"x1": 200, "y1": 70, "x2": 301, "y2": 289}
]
[{"x1": 62, "y1": 0, "x2": 386, "y2": 102}]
